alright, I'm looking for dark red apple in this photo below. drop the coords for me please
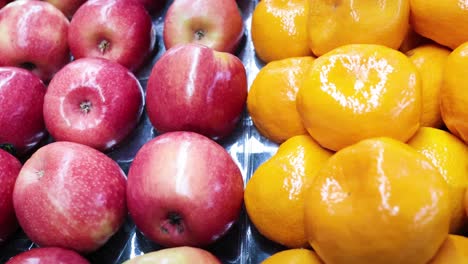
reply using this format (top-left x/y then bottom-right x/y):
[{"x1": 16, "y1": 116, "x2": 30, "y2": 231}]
[
  {"x1": 123, "y1": 246, "x2": 220, "y2": 264},
  {"x1": 43, "y1": 58, "x2": 144, "y2": 151},
  {"x1": 0, "y1": 0, "x2": 11, "y2": 9},
  {"x1": 146, "y1": 44, "x2": 247, "y2": 139},
  {"x1": 0, "y1": 67, "x2": 47, "y2": 156},
  {"x1": 6, "y1": 247, "x2": 90, "y2": 264},
  {"x1": 0, "y1": 149, "x2": 21, "y2": 244},
  {"x1": 69, "y1": 0, "x2": 155, "y2": 71},
  {"x1": 163, "y1": 0, "x2": 243, "y2": 53},
  {"x1": 45, "y1": 0, "x2": 87, "y2": 18},
  {"x1": 127, "y1": 131, "x2": 244, "y2": 247},
  {"x1": 0, "y1": 0, "x2": 70, "y2": 81},
  {"x1": 12, "y1": 141, "x2": 127, "y2": 253}
]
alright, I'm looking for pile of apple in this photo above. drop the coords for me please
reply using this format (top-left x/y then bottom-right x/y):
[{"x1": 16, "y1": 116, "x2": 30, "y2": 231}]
[{"x1": 0, "y1": 0, "x2": 248, "y2": 263}]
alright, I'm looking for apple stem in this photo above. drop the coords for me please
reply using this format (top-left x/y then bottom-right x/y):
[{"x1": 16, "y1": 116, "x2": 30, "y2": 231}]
[
  {"x1": 160, "y1": 212, "x2": 185, "y2": 234},
  {"x1": 194, "y1": 30, "x2": 205, "y2": 41},
  {"x1": 98, "y1": 39, "x2": 111, "y2": 54},
  {"x1": 80, "y1": 101, "x2": 92, "y2": 114}
]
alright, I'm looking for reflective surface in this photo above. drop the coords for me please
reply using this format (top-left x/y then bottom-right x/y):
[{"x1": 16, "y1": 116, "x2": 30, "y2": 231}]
[{"x1": 0, "y1": 1, "x2": 284, "y2": 263}]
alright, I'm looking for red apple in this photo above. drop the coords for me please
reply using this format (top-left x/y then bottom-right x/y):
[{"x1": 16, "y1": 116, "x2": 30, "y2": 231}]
[
  {"x1": 0, "y1": 149, "x2": 21, "y2": 244},
  {"x1": 163, "y1": 0, "x2": 243, "y2": 53},
  {"x1": 146, "y1": 44, "x2": 247, "y2": 139},
  {"x1": 43, "y1": 58, "x2": 144, "y2": 151},
  {"x1": 44, "y1": 0, "x2": 87, "y2": 18},
  {"x1": 127, "y1": 131, "x2": 244, "y2": 247},
  {"x1": 0, "y1": 67, "x2": 47, "y2": 156},
  {"x1": 69, "y1": 0, "x2": 155, "y2": 72},
  {"x1": 0, "y1": 0, "x2": 70, "y2": 81},
  {"x1": 123, "y1": 247, "x2": 220, "y2": 264},
  {"x1": 12, "y1": 141, "x2": 127, "y2": 253},
  {"x1": 6, "y1": 247, "x2": 90, "y2": 264}
]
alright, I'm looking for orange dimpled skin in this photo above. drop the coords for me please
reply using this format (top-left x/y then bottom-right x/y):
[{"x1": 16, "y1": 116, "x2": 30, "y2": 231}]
[
  {"x1": 429, "y1": 235, "x2": 468, "y2": 263},
  {"x1": 307, "y1": 0, "x2": 410, "y2": 56},
  {"x1": 410, "y1": 0, "x2": 468, "y2": 50},
  {"x1": 244, "y1": 135, "x2": 332, "y2": 248},
  {"x1": 406, "y1": 44, "x2": 450, "y2": 128},
  {"x1": 247, "y1": 57, "x2": 314, "y2": 143},
  {"x1": 408, "y1": 127, "x2": 468, "y2": 234},
  {"x1": 297, "y1": 44, "x2": 421, "y2": 151},
  {"x1": 441, "y1": 42, "x2": 468, "y2": 144},
  {"x1": 304, "y1": 137, "x2": 450, "y2": 264},
  {"x1": 252, "y1": 0, "x2": 312, "y2": 63}
]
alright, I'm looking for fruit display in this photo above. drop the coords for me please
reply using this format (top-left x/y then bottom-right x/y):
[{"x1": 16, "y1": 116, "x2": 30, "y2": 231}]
[{"x1": 1, "y1": 0, "x2": 468, "y2": 263}]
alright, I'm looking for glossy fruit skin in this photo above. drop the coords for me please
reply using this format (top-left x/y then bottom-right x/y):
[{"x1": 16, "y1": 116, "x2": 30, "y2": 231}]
[
  {"x1": 261, "y1": 249, "x2": 324, "y2": 264},
  {"x1": 5, "y1": 247, "x2": 90, "y2": 264},
  {"x1": 0, "y1": 149, "x2": 21, "y2": 244},
  {"x1": 146, "y1": 44, "x2": 247, "y2": 140},
  {"x1": 122, "y1": 246, "x2": 221, "y2": 264},
  {"x1": 304, "y1": 137, "x2": 450, "y2": 264},
  {"x1": 0, "y1": 67, "x2": 47, "y2": 156},
  {"x1": 297, "y1": 44, "x2": 421, "y2": 151},
  {"x1": 12, "y1": 141, "x2": 127, "y2": 253},
  {"x1": 406, "y1": 45, "x2": 450, "y2": 128},
  {"x1": 43, "y1": 58, "x2": 144, "y2": 151},
  {"x1": 0, "y1": 0, "x2": 70, "y2": 81},
  {"x1": 163, "y1": 0, "x2": 243, "y2": 53},
  {"x1": 244, "y1": 135, "x2": 332, "y2": 248},
  {"x1": 127, "y1": 131, "x2": 244, "y2": 247},
  {"x1": 410, "y1": 0, "x2": 468, "y2": 49},
  {"x1": 69, "y1": 0, "x2": 154, "y2": 72},
  {"x1": 247, "y1": 57, "x2": 313, "y2": 143},
  {"x1": 408, "y1": 127, "x2": 468, "y2": 233},
  {"x1": 308, "y1": 0, "x2": 409, "y2": 56},
  {"x1": 251, "y1": 0, "x2": 312, "y2": 63},
  {"x1": 428, "y1": 235, "x2": 468, "y2": 263},
  {"x1": 440, "y1": 42, "x2": 468, "y2": 144},
  {"x1": 45, "y1": 0, "x2": 87, "y2": 18}
]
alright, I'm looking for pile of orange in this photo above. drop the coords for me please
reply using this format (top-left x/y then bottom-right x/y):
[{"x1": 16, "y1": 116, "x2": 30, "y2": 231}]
[{"x1": 247, "y1": 1, "x2": 468, "y2": 263}]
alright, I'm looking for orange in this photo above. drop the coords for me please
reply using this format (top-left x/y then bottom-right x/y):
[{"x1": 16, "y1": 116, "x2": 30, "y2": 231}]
[
  {"x1": 296, "y1": 44, "x2": 421, "y2": 151},
  {"x1": 410, "y1": 0, "x2": 468, "y2": 49},
  {"x1": 248, "y1": 57, "x2": 314, "y2": 143},
  {"x1": 244, "y1": 135, "x2": 332, "y2": 248},
  {"x1": 408, "y1": 127, "x2": 468, "y2": 233},
  {"x1": 307, "y1": 0, "x2": 410, "y2": 56},
  {"x1": 252, "y1": 0, "x2": 312, "y2": 63},
  {"x1": 406, "y1": 44, "x2": 450, "y2": 128},
  {"x1": 428, "y1": 235, "x2": 468, "y2": 264},
  {"x1": 262, "y1": 249, "x2": 324, "y2": 264},
  {"x1": 304, "y1": 137, "x2": 450, "y2": 264},
  {"x1": 441, "y1": 42, "x2": 468, "y2": 144}
]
